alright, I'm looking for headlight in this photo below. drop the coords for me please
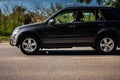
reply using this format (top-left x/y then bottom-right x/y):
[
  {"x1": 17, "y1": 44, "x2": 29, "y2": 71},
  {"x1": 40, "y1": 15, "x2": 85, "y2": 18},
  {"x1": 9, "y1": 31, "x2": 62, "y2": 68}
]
[{"x1": 12, "y1": 28, "x2": 19, "y2": 35}]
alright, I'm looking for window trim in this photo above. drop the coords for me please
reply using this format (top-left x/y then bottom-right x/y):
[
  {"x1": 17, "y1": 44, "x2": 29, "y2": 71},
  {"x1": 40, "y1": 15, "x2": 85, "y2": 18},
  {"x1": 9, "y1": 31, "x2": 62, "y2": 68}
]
[{"x1": 97, "y1": 9, "x2": 106, "y2": 21}]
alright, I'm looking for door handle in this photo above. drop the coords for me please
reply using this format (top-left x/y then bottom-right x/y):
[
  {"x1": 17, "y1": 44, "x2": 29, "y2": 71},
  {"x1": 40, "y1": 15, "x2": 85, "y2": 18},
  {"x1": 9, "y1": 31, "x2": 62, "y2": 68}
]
[
  {"x1": 98, "y1": 23, "x2": 105, "y2": 26},
  {"x1": 69, "y1": 25, "x2": 76, "y2": 28}
]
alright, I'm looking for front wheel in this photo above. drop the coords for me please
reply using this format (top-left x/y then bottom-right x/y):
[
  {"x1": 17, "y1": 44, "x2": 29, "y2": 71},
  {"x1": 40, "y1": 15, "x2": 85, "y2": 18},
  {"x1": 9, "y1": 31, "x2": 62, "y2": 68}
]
[
  {"x1": 96, "y1": 36, "x2": 117, "y2": 54},
  {"x1": 20, "y1": 36, "x2": 40, "y2": 55}
]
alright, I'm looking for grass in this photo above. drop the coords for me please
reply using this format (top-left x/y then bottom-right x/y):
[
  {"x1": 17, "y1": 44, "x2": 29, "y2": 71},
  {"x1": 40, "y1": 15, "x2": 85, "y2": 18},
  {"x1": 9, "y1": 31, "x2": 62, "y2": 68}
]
[{"x1": 0, "y1": 36, "x2": 9, "y2": 43}]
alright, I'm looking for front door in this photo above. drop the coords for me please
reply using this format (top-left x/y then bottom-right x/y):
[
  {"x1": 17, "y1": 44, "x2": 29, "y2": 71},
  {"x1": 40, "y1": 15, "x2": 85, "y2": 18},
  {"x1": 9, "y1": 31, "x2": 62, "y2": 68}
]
[{"x1": 43, "y1": 10, "x2": 78, "y2": 47}]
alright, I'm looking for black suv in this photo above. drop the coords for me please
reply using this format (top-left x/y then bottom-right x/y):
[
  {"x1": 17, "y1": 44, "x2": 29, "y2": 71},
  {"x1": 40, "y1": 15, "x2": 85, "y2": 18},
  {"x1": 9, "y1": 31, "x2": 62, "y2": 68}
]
[{"x1": 10, "y1": 6, "x2": 120, "y2": 55}]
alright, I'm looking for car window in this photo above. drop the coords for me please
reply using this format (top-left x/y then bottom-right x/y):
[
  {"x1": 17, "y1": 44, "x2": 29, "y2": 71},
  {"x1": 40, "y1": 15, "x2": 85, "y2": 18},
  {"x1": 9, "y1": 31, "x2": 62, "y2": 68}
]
[
  {"x1": 83, "y1": 12, "x2": 95, "y2": 22},
  {"x1": 112, "y1": 8, "x2": 120, "y2": 19},
  {"x1": 55, "y1": 11, "x2": 76, "y2": 23},
  {"x1": 96, "y1": 10, "x2": 105, "y2": 21},
  {"x1": 78, "y1": 10, "x2": 96, "y2": 22},
  {"x1": 100, "y1": 9, "x2": 116, "y2": 20}
]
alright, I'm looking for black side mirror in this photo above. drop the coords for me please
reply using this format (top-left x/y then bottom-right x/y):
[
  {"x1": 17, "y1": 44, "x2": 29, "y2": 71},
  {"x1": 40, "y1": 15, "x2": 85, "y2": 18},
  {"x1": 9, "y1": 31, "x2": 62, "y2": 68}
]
[{"x1": 48, "y1": 19, "x2": 55, "y2": 25}]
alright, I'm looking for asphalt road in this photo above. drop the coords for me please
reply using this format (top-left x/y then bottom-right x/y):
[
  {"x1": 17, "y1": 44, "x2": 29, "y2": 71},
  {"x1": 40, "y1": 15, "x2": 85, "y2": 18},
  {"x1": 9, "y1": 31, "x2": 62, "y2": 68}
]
[{"x1": 0, "y1": 44, "x2": 120, "y2": 80}]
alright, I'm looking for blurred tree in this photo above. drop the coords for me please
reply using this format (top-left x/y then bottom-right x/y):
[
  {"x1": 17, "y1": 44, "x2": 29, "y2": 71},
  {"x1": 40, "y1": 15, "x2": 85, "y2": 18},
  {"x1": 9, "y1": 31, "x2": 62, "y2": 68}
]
[
  {"x1": 12, "y1": 5, "x2": 26, "y2": 26},
  {"x1": 77, "y1": 0, "x2": 92, "y2": 4},
  {"x1": 0, "y1": 2, "x2": 62, "y2": 36},
  {"x1": 106, "y1": 0, "x2": 120, "y2": 8},
  {"x1": 34, "y1": 2, "x2": 64, "y2": 20},
  {"x1": 0, "y1": 5, "x2": 27, "y2": 36},
  {"x1": 0, "y1": 9, "x2": 3, "y2": 35},
  {"x1": 25, "y1": 11, "x2": 35, "y2": 24},
  {"x1": 77, "y1": 0, "x2": 120, "y2": 8}
]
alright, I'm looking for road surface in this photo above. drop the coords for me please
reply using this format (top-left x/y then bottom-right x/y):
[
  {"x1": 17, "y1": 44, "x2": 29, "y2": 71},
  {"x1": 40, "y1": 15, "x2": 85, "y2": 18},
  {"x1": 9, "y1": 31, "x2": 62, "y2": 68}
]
[{"x1": 0, "y1": 43, "x2": 120, "y2": 80}]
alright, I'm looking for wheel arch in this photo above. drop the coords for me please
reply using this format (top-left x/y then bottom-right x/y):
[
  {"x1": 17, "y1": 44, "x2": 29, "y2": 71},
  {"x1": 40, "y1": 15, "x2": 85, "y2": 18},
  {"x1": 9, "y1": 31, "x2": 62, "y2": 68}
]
[
  {"x1": 16, "y1": 31, "x2": 42, "y2": 48},
  {"x1": 93, "y1": 27, "x2": 120, "y2": 48}
]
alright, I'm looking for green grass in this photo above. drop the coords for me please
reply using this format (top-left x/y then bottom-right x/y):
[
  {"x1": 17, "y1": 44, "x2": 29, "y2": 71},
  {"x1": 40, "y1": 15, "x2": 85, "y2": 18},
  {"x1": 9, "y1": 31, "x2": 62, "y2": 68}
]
[{"x1": 0, "y1": 36, "x2": 9, "y2": 43}]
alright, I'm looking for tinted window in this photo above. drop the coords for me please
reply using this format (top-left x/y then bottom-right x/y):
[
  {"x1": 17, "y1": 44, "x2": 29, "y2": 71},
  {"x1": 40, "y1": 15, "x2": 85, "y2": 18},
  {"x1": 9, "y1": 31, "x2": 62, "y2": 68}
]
[
  {"x1": 96, "y1": 10, "x2": 105, "y2": 21},
  {"x1": 101, "y1": 9, "x2": 117, "y2": 20},
  {"x1": 77, "y1": 10, "x2": 96, "y2": 22},
  {"x1": 112, "y1": 8, "x2": 120, "y2": 20}
]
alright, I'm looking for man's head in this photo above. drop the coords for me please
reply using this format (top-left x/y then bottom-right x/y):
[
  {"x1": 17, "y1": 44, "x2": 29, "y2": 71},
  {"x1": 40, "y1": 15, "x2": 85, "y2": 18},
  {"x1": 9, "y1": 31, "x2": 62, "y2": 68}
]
[
  {"x1": 72, "y1": 11, "x2": 84, "y2": 22},
  {"x1": 72, "y1": 12, "x2": 77, "y2": 19}
]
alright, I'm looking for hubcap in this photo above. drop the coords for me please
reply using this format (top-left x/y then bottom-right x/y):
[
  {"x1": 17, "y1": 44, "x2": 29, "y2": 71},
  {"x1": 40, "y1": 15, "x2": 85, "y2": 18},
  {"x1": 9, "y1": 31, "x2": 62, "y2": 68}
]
[
  {"x1": 100, "y1": 38, "x2": 114, "y2": 52},
  {"x1": 22, "y1": 38, "x2": 37, "y2": 53}
]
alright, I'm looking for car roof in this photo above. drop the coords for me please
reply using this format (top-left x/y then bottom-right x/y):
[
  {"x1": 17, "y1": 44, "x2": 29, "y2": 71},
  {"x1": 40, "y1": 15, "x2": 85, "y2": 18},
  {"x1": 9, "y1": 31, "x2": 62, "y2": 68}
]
[{"x1": 63, "y1": 6, "x2": 115, "y2": 10}]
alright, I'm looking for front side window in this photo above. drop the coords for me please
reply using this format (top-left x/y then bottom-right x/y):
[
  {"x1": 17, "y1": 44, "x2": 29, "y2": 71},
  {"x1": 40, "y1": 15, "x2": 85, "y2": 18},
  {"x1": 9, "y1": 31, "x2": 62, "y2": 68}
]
[{"x1": 55, "y1": 11, "x2": 76, "y2": 23}]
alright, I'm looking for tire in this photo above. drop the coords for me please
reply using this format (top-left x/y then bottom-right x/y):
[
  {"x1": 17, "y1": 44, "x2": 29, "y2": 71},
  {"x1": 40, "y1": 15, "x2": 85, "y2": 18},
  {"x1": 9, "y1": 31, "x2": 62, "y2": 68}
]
[
  {"x1": 96, "y1": 36, "x2": 117, "y2": 54},
  {"x1": 91, "y1": 46, "x2": 96, "y2": 50},
  {"x1": 19, "y1": 35, "x2": 40, "y2": 55}
]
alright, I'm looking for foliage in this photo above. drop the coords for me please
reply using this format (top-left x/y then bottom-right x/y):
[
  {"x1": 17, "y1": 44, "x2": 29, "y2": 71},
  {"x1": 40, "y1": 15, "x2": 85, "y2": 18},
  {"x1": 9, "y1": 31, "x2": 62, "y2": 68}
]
[
  {"x1": 34, "y1": 3, "x2": 63, "y2": 18},
  {"x1": 77, "y1": 0, "x2": 120, "y2": 7},
  {"x1": 0, "y1": 36, "x2": 8, "y2": 42},
  {"x1": 77, "y1": 0, "x2": 105, "y2": 5},
  {"x1": 106, "y1": 0, "x2": 120, "y2": 8},
  {"x1": 77, "y1": 0, "x2": 92, "y2": 4},
  {"x1": 0, "y1": 3, "x2": 63, "y2": 37},
  {"x1": 1, "y1": 0, "x2": 120, "y2": 37}
]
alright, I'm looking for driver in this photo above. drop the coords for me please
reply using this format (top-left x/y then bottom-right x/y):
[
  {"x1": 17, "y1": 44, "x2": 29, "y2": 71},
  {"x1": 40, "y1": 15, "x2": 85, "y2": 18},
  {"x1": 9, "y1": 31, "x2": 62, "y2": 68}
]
[{"x1": 72, "y1": 11, "x2": 84, "y2": 22}]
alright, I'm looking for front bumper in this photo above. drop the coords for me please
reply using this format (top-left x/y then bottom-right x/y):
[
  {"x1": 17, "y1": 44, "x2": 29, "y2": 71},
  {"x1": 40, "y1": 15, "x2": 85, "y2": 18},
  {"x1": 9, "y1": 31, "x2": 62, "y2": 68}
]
[{"x1": 9, "y1": 35, "x2": 17, "y2": 46}]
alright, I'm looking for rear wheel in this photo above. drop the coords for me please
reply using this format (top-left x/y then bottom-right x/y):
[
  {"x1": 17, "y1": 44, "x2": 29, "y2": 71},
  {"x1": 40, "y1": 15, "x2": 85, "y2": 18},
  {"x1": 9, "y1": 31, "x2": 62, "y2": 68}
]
[
  {"x1": 96, "y1": 36, "x2": 117, "y2": 54},
  {"x1": 20, "y1": 36, "x2": 40, "y2": 55}
]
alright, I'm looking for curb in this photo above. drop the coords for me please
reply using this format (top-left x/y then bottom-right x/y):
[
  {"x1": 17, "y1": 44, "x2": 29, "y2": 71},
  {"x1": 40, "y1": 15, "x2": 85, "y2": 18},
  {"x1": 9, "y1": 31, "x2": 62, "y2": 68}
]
[{"x1": 0, "y1": 43, "x2": 9, "y2": 45}]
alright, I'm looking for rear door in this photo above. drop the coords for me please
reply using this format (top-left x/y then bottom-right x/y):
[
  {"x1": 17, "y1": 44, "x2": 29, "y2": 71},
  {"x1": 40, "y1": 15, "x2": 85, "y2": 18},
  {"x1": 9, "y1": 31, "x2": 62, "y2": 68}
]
[{"x1": 73, "y1": 9, "x2": 105, "y2": 46}]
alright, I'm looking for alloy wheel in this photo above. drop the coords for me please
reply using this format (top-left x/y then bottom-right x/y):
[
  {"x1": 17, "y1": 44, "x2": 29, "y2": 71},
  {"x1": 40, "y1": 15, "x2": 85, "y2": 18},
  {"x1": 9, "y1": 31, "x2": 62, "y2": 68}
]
[
  {"x1": 22, "y1": 38, "x2": 37, "y2": 53},
  {"x1": 100, "y1": 38, "x2": 114, "y2": 52}
]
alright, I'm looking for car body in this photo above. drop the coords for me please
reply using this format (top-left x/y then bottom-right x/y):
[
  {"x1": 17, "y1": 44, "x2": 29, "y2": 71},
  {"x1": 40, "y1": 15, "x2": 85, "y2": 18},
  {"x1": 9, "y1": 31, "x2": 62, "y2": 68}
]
[{"x1": 10, "y1": 6, "x2": 120, "y2": 55}]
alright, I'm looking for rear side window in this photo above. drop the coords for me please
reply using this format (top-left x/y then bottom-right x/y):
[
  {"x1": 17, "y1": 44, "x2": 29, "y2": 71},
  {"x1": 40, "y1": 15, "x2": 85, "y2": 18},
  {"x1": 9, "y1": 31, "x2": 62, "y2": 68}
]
[
  {"x1": 96, "y1": 10, "x2": 105, "y2": 21},
  {"x1": 100, "y1": 9, "x2": 118, "y2": 20},
  {"x1": 112, "y1": 8, "x2": 120, "y2": 20},
  {"x1": 77, "y1": 10, "x2": 96, "y2": 22},
  {"x1": 82, "y1": 11, "x2": 96, "y2": 22}
]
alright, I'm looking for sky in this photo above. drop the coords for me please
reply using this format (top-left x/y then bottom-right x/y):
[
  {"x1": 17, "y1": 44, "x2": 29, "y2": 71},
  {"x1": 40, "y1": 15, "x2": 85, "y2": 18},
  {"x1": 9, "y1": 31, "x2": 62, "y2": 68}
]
[{"x1": 0, "y1": 0, "x2": 98, "y2": 13}]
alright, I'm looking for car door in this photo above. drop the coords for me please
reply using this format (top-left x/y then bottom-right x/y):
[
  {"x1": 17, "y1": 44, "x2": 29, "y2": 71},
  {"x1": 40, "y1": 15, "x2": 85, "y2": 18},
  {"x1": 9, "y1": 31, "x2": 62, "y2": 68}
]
[
  {"x1": 73, "y1": 9, "x2": 104, "y2": 46},
  {"x1": 42, "y1": 10, "x2": 78, "y2": 47}
]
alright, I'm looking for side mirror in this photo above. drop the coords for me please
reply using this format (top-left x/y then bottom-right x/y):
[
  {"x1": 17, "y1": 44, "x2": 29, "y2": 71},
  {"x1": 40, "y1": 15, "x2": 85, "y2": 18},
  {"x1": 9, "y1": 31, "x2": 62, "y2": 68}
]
[{"x1": 48, "y1": 19, "x2": 55, "y2": 25}]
